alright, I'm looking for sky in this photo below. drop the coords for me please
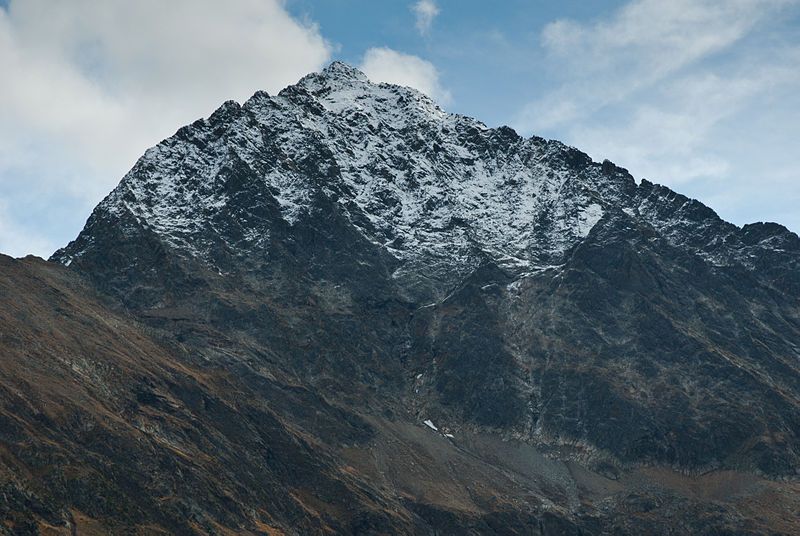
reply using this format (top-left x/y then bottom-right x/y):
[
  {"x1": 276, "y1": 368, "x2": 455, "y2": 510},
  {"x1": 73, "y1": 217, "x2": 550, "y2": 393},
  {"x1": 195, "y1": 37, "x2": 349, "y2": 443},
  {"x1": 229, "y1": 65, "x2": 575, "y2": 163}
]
[{"x1": 0, "y1": 0, "x2": 798, "y2": 258}]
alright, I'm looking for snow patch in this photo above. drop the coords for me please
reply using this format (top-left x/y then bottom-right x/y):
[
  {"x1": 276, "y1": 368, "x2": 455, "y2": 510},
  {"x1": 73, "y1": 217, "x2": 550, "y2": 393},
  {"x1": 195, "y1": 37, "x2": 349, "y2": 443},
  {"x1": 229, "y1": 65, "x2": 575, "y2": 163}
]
[{"x1": 577, "y1": 203, "x2": 604, "y2": 237}]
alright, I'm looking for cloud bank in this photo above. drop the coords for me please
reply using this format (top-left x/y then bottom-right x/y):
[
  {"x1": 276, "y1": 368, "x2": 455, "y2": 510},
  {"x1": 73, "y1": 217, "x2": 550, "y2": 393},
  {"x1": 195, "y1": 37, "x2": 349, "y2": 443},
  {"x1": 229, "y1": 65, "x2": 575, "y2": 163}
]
[
  {"x1": 514, "y1": 0, "x2": 800, "y2": 229},
  {"x1": 0, "y1": 0, "x2": 331, "y2": 257}
]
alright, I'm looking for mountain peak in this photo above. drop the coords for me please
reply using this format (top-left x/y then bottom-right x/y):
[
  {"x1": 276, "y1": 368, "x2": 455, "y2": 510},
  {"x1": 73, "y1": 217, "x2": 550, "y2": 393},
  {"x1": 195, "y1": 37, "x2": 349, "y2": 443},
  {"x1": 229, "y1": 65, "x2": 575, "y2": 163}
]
[
  {"x1": 320, "y1": 60, "x2": 369, "y2": 82},
  {"x1": 53, "y1": 64, "x2": 799, "y2": 300}
]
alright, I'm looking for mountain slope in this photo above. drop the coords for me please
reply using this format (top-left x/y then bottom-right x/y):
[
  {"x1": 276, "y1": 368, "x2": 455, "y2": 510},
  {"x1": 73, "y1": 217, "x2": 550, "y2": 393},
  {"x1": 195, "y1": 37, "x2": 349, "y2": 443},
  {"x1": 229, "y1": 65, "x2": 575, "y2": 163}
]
[
  {"x1": 14, "y1": 254, "x2": 789, "y2": 535},
  {"x1": 13, "y1": 61, "x2": 798, "y2": 533},
  {"x1": 0, "y1": 255, "x2": 402, "y2": 534},
  {"x1": 3, "y1": 256, "x2": 799, "y2": 535}
]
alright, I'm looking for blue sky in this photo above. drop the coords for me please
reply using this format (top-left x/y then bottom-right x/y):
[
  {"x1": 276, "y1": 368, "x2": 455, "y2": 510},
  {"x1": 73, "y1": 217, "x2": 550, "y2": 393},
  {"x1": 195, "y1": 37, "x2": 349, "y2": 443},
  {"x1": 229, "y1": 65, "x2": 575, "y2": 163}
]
[
  {"x1": 287, "y1": 0, "x2": 623, "y2": 126},
  {"x1": 0, "y1": 0, "x2": 798, "y2": 257}
]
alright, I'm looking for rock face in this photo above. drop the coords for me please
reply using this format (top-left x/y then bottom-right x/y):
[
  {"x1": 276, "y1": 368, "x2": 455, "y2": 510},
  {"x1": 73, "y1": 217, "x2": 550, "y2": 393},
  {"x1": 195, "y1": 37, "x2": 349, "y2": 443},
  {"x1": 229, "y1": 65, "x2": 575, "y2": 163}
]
[{"x1": 2, "y1": 62, "x2": 799, "y2": 533}]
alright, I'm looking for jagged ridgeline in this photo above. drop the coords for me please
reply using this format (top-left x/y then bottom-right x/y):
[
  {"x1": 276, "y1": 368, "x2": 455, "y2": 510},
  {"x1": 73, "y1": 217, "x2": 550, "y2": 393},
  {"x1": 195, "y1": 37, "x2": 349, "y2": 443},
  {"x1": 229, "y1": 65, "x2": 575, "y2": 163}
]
[{"x1": 3, "y1": 62, "x2": 798, "y2": 534}]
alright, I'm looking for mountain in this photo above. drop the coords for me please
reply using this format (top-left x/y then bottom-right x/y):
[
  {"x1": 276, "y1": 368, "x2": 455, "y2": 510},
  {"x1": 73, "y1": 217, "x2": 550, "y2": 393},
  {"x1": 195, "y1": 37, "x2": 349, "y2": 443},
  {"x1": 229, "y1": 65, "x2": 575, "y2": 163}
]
[{"x1": 1, "y1": 62, "x2": 798, "y2": 534}]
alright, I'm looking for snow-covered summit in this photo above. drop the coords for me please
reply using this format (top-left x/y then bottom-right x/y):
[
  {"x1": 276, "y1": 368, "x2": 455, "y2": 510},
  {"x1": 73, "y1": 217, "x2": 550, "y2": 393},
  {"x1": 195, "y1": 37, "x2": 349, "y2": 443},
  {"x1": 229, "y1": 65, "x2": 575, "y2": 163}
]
[
  {"x1": 53, "y1": 62, "x2": 799, "y2": 296},
  {"x1": 313, "y1": 60, "x2": 370, "y2": 82}
]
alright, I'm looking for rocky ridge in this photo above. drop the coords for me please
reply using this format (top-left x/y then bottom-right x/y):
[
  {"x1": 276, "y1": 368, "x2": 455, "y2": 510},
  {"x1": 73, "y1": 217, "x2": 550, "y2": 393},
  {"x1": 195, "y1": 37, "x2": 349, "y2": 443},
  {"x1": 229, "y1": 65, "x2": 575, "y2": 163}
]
[{"x1": 55, "y1": 62, "x2": 800, "y2": 299}]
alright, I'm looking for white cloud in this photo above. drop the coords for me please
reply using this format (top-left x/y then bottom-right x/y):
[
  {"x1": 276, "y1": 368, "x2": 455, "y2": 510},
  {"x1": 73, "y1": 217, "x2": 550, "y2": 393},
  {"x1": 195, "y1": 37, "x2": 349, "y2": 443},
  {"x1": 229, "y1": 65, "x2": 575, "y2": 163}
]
[
  {"x1": 0, "y1": 0, "x2": 331, "y2": 257},
  {"x1": 513, "y1": 0, "x2": 800, "y2": 230},
  {"x1": 568, "y1": 71, "x2": 767, "y2": 183},
  {"x1": 360, "y1": 47, "x2": 451, "y2": 105},
  {"x1": 412, "y1": 0, "x2": 440, "y2": 36},
  {"x1": 521, "y1": 0, "x2": 794, "y2": 131},
  {"x1": 540, "y1": 0, "x2": 783, "y2": 69}
]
